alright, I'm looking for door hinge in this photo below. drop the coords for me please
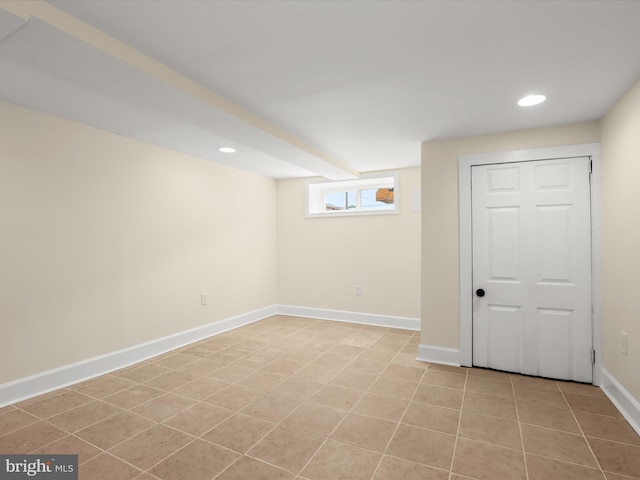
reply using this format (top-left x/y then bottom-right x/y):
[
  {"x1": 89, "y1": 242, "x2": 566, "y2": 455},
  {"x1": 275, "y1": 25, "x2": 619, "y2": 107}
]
[{"x1": 592, "y1": 349, "x2": 596, "y2": 364}]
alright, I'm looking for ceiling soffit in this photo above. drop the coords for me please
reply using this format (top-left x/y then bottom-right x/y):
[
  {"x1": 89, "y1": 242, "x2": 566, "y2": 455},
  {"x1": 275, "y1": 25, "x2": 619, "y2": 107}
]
[{"x1": 0, "y1": 3, "x2": 357, "y2": 180}]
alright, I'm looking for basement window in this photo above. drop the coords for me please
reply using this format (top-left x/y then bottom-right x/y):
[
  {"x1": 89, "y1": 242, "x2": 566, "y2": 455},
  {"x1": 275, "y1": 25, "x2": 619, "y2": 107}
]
[{"x1": 306, "y1": 174, "x2": 397, "y2": 217}]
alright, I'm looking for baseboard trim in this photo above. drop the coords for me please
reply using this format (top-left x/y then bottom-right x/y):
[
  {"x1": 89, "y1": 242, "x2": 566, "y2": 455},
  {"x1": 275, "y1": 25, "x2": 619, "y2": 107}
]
[
  {"x1": 417, "y1": 344, "x2": 461, "y2": 366},
  {"x1": 0, "y1": 306, "x2": 277, "y2": 407},
  {"x1": 601, "y1": 368, "x2": 640, "y2": 436},
  {"x1": 1, "y1": 305, "x2": 419, "y2": 407},
  {"x1": 276, "y1": 305, "x2": 420, "y2": 331}
]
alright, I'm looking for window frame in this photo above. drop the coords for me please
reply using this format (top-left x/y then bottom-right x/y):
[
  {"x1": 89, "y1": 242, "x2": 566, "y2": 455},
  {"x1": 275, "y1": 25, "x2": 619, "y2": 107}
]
[{"x1": 305, "y1": 173, "x2": 398, "y2": 217}]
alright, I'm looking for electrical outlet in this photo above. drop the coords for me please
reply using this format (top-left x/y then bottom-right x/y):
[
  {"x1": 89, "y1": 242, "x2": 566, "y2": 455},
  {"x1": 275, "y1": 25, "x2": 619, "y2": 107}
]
[
  {"x1": 201, "y1": 293, "x2": 207, "y2": 306},
  {"x1": 355, "y1": 285, "x2": 363, "y2": 296},
  {"x1": 622, "y1": 331, "x2": 628, "y2": 355}
]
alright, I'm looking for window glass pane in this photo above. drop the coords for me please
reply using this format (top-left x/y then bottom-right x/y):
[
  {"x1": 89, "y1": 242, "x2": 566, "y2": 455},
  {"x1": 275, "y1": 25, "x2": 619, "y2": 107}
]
[
  {"x1": 308, "y1": 175, "x2": 396, "y2": 216},
  {"x1": 361, "y1": 188, "x2": 394, "y2": 210},
  {"x1": 325, "y1": 191, "x2": 356, "y2": 211}
]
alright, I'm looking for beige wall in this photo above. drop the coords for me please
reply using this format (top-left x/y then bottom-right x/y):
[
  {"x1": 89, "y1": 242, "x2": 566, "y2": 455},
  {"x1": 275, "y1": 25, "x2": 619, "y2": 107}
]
[
  {"x1": 277, "y1": 167, "x2": 421, "y2": 318},
  {"x1": 421, "y1": 122, "x2": 601, "y2": 348},
  {"x1": 601, "y1": 78, "x2": 640, "y2": 401},
  {"x1": 0, "y1": 101, "x2": 277, "y2": 384}
]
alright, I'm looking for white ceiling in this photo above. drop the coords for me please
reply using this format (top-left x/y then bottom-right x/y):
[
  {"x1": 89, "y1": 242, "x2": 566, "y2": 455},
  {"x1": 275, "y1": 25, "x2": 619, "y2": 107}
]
[{"x1": 2, "y1": 1, "x2": 640, "y2": 179}]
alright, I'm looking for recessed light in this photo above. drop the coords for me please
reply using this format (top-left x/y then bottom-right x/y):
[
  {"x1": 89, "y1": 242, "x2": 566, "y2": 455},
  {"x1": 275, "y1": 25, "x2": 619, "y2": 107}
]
[
  {"x1": 219, "y1": 147, "x2": 236, "y2": 153},
  {"x1": 518, "y1": 94, "x2": 546, "y2": 107}
]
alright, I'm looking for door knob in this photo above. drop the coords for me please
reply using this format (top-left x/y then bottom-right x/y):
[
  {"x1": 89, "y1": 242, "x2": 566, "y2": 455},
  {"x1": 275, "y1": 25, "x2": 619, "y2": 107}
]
[{"x1": 476, "y1": 288, "x2": 486, "y2": 297}]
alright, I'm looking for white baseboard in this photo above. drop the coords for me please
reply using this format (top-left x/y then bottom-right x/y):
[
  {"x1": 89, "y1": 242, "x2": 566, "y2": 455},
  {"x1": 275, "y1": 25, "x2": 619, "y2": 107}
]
[
  {"x1": 417, "y1": 344, "x2": 461, "y2": 366},
  {"x1": 1, "y1": 305, "x2": 418, "y2": 407},
  {"x1": 0, "y1": 306, "x2": 277, "y2": 408},
  {"x1": 276, "y1": 305, "x2": 420, "y2": 331},
  {"x1": 600, "y1": 368, "x2": 640, "y2": 436}
]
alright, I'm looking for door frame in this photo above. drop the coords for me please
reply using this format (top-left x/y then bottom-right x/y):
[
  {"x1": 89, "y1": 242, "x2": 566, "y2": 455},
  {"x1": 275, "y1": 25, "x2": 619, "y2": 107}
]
[{"x1": 458, "y1": 143, "x2": 602, "y2": 385}]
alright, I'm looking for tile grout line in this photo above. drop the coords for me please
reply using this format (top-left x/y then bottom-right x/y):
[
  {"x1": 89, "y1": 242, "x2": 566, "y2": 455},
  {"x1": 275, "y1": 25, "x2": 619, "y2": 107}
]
[
  {"x1": 277, "y1": 328, "x2": 414, "y2": 478},
  {"x1": 514, "y1": 379, "x2": 640, "y2": 477},
  {"x1": 215, "y1": 320, "x2": 397, "y2": 478},
  {"x1": 282, "y1": 327, "x2": 401, "y2": 478},
  {"x1": 559, "y1": 385, "x2": 608, "y2": 478},
  {"x1": 447, "y1": 368, "x2": 469, "y2": 480},
  {"x1": 139, "y1": 318, "x2": 332, "y2": 478},
  {"x1": 368, "y1": 335, "x2": 431, "y2": 480},
  {"x1": 512, "y1": 375, "x2": 531, "y2": 480},
  {"x1": 74, "y1": 364, "x2": 251, "y2": 475},
  {"x1": 209, "y1": 321, "x2": 336, "y2": 478}
]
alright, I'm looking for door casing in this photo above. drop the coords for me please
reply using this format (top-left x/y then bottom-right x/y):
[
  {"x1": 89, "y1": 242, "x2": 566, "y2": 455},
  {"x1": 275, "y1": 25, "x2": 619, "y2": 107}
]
[{"x1": 458, "y1": 143, "x2": 602, "y2": 385}]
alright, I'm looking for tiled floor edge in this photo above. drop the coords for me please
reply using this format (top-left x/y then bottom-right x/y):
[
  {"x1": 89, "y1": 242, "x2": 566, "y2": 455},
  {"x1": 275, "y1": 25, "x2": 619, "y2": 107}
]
[
  {"x1": 601, "y1": 368, "x2": 640, "y2": 437},
  {"x1": 275, "y1": 305, "x2": 420, "y2": 331},
  {"x1": 0, "y1": 305, "x2": 278, "y2": 407}
]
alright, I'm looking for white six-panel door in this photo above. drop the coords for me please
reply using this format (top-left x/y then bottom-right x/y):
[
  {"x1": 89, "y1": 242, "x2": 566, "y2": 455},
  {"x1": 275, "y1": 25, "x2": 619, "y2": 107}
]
[{"x1": 472, "y1": 157, "x2": 592, "y2": 382}]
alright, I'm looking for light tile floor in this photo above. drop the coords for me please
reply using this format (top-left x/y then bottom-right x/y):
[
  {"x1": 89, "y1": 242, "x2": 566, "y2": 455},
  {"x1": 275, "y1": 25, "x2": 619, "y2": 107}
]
[{"x1": 1, "y1": 315, "x2": 639, "y2": 480}]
